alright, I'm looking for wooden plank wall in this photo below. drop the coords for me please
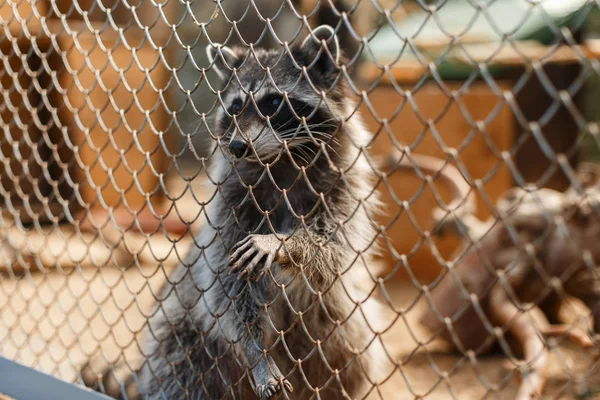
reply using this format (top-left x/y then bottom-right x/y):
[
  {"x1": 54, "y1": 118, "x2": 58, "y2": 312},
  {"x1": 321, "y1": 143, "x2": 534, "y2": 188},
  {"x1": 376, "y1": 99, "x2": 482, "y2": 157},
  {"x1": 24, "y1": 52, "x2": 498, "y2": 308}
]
[{"x1": 362, "y1": 82, "x2": 514, "y2": 281}]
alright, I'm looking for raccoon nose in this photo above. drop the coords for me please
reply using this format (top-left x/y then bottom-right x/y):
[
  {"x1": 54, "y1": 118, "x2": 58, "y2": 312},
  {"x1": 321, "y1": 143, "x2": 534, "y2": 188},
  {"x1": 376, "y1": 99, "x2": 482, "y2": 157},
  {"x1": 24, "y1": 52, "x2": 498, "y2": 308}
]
[{"x1": 229, "y1": 140, "x2": 248, "y2": 159}]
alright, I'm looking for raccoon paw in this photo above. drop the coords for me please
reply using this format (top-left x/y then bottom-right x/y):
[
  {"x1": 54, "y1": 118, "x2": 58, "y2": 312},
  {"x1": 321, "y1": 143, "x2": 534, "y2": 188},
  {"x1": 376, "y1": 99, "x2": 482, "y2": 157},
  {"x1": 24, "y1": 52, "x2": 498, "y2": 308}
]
[
  {"x1": 228, "y1": 234, "x2": 284, "y2": 280},
  {"x1": 256, "y1": 377, "x2": 293, "y2": 399}
]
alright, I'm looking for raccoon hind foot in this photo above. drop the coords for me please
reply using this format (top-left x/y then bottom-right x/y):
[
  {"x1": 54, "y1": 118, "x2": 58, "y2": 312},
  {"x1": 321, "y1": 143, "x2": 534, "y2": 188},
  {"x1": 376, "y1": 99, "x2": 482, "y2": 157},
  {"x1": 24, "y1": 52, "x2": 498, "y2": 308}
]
[
  {"x1": 252, "y1": 355, "x2": 293, "y2": 399},
  {"x1": 256, "y1": 378, "x2": 293, "y2": 400}
]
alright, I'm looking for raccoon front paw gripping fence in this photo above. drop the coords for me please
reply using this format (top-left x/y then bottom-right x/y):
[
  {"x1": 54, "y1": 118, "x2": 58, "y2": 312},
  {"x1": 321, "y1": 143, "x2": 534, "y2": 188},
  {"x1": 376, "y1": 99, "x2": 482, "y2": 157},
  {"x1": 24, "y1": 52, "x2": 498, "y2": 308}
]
[{"x1": 1, "y1": 1, "x2": 600, "y2": 399}]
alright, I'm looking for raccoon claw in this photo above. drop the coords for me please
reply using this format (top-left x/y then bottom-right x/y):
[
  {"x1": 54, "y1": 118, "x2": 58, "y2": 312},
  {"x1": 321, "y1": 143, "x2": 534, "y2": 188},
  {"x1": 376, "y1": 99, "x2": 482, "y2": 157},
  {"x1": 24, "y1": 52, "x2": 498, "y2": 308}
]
[
  {"x1": 256, "y1": 378, "x2": 293, "y2": 399},
  {"x1": 282, "y1": 379, "x2": 293, "y2": 393},
  {"x1": 228, "y1": 234, "x2": 283, "y2": 279}
]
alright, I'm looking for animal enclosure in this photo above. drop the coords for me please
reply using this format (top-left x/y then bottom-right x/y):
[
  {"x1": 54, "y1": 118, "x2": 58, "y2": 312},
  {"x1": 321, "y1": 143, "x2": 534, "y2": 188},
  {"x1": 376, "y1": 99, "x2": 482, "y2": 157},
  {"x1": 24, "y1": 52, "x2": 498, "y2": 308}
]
[{"x1": 1, "y1": 0, "x2": 600, "y2": 399}]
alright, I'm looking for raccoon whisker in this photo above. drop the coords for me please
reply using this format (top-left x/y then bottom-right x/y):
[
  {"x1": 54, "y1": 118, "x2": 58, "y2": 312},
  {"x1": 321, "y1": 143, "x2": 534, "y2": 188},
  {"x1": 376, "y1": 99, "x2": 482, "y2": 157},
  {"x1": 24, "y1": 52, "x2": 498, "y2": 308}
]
[
  {"x1": 304, "y1": 125, "x2": 339, "y2": 134},
  {"x1": 321, "y1": 145, "x2": 340, "y2": 159},
  {"x1": 307, "y1": 131, "x2": 340, "y2": 146},
  {"x1": 262, "y1": 152, "x2": 284, "y2": 163},
  {"x1": 296, "y1": 149, "x2": 313, "y2": 164},
  {"x1": 305, "y1": 126, "x2": 337, "y2": 134},
  {"x1": 276, "y1": 125, "x2": 308, "y2": 137},
  {"x1": 291, "y1": 139, "x2": 337, "y2": 167},
  {"x1": 280, "y1": 130, "x2": 341, "y2": 160},
  {"x1": 295, "y1": 145, "x2": 323, "y2": 171},
  {"x1": 308, "y1": 122, "x2": 339, "y2": 130},
  {"x1": 277, "y1": 128, "x2": 337, "y2": 143},
  {"x1": 292, "y1": 149, "x2": 309, "y2": 166},
  {"x1": 280, "y1": 124, "x2": 331, "y2": 134},
  {"x1": 277, "y1": 130, "x2": 304, "y2": 139},
  {"x1": 307, "y1": 132, "x2": 341, "y2": 149},
  {"x1": 277, "y1": 121, "x2": 339, "y2": 136},
  {"x1": 319, "y1": 139, "x2": 342, "y2": 151},
  {"x1": 303, "y1": 117, "x2": 340, "y2": 126},
  {"x1": 311, "y1": 138, "x2": 341, "y2": 159},
  {"x1": 291, "y1": 102, "x2": 312, "y2": 116},
  {"x1": 297, "y1": 144, "x2": 318, "y2": 161},
  {"x1": 301, "y1": 143, "x2": 317, "y2": 154}
]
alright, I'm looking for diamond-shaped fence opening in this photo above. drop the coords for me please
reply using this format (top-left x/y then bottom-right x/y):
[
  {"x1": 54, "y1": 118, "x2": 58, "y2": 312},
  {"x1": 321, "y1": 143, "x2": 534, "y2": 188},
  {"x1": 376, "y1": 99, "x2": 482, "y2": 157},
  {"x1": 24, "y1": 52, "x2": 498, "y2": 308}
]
[{"x1": 1, "y1": 0, "x2": 600, "y2": 399}]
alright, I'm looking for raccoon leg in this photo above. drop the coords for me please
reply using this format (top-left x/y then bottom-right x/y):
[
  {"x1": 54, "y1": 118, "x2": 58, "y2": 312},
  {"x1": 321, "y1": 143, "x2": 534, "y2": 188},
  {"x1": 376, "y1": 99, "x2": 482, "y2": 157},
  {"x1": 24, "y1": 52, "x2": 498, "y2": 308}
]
[
  {"x1": 140, "y1": 314, "x2": 230, "y2": 399},
  {"x1": 228, "y1": 233, "x2": 369, "y2": 398},
  {"x1": 230, "y1": 275, "x2": 293, "y2": 399},
  {"x1": 250, "y1": 352, "x2": 293, "y2": 399}
]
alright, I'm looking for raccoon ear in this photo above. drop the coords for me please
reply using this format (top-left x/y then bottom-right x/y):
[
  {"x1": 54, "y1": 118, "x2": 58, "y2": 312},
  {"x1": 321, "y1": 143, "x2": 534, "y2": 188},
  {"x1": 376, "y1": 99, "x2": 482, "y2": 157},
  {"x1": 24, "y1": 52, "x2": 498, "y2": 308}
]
[
  {"x1": 296, "y1": 25, "x2": 340, "y2": 84},
  {"x1": 206, "y1": 44, "x2": 241, "y2": 80}
]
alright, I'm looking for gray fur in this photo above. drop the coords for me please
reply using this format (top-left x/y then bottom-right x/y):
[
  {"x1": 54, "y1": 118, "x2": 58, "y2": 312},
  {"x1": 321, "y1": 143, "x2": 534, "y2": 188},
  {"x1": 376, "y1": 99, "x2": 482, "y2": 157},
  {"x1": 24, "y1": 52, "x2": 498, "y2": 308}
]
[{"x1": 140, "y1": 26, "x2": 385, "y2": 400}]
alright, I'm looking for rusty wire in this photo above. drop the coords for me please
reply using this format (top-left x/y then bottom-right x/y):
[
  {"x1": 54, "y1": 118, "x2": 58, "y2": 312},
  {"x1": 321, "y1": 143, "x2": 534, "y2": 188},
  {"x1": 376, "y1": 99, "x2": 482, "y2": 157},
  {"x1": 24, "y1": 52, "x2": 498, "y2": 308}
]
[{"x1": 1, "y1": 0, "x2": 600, "y2": 399}]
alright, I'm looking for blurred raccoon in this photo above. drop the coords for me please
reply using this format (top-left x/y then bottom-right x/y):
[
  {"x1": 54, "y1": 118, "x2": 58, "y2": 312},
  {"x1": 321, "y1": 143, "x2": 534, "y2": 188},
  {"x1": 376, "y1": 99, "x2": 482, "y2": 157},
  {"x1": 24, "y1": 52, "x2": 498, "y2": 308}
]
[{"x1": 138, "y1": 25, "x2": 387, "y2": 399}]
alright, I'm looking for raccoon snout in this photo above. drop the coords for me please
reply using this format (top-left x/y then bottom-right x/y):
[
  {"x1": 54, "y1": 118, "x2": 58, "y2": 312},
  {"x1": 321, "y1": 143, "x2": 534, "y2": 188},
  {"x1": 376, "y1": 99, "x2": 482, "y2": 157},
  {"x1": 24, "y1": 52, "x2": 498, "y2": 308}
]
[{"x1": 229, "y1": 140, "x2": 248, "y2": 159}]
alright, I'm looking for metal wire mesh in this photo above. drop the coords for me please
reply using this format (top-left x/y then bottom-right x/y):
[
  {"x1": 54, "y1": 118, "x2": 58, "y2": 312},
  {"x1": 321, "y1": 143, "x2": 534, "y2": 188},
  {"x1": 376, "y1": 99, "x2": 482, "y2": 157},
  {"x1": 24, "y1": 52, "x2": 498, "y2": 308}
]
[{"x1": 1, "y1": 0, "x2": 600, "y2": 399}]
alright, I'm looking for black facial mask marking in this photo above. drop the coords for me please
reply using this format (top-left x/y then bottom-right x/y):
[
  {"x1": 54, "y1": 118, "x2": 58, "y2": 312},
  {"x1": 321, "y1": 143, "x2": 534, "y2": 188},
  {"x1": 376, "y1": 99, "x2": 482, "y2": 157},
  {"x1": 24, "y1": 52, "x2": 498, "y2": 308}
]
[{"x1": 219, "y1": 94, "x2": 338, "y2": 144}]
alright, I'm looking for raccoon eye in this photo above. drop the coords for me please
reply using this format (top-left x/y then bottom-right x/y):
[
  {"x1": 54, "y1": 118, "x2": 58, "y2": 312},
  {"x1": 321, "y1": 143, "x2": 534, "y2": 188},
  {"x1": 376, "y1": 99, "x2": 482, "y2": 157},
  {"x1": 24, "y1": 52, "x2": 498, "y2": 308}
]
[
  {"x1": 270, "y1": 97, "x2": 282, "y2": 108},
  {"x1": 230, "y1": 100, "x2": 242, "y2": 115}
]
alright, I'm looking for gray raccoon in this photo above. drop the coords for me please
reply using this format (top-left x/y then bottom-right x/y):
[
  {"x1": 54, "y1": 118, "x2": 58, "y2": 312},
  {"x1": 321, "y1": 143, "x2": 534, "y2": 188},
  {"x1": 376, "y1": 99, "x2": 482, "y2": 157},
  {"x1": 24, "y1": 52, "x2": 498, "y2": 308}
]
[{"x1": 139, "y1": 26, "x2": 387, "y2": 400}]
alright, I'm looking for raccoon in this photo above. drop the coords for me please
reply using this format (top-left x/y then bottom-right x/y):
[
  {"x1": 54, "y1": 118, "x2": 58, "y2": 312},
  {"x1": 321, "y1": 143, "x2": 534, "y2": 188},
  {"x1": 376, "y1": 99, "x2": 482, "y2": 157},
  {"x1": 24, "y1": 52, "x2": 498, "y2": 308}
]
[{"x1": 139, "y1": 25, "x2": 387, "y2": 400}]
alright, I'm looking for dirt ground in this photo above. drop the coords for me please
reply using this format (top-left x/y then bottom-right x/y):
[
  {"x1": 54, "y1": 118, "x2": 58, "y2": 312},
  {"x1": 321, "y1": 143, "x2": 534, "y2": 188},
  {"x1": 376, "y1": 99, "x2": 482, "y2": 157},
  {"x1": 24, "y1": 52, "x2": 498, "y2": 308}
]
[
  {"x1": 2, "y1": 268, "x2": 599, "y2": 399},
  {"x1": 1, "y1": 174, "x2": 599, "y2": 399}
]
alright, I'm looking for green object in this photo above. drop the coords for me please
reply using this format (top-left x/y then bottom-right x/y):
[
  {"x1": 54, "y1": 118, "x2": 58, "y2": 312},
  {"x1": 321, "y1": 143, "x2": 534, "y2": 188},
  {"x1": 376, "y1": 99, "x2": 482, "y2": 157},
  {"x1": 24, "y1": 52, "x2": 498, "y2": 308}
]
[{"x1": 366, "y1": 0, "x2": 592, "y2": 80}]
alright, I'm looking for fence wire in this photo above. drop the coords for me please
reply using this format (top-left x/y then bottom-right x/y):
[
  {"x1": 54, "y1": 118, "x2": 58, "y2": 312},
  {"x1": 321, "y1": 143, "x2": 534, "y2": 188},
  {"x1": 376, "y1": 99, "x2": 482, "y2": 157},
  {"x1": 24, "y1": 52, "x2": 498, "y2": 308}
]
[{"x1": 1, "y1": 0, "x2": 600, "y2": 399}]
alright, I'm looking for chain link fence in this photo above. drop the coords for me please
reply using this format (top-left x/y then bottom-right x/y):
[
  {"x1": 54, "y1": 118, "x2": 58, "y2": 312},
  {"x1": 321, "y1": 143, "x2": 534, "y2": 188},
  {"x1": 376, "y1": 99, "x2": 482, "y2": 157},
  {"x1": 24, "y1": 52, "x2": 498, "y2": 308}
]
[{"x1": 1, "y1": 0, "x2": 600, "y2": 399}]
